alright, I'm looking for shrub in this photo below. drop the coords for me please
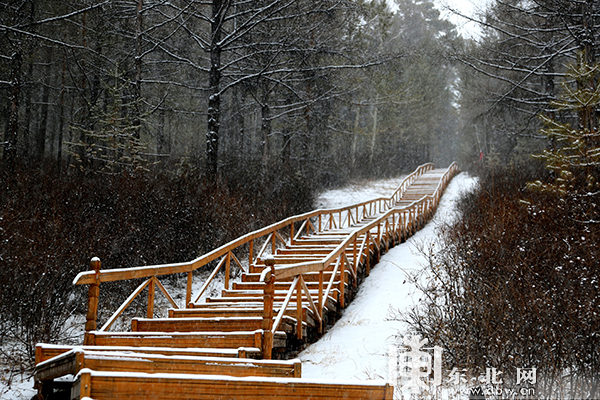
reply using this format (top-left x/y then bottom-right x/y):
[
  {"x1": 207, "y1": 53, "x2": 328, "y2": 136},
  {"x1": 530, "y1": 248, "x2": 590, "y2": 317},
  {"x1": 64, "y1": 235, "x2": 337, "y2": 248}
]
[
  {"x1": 402, "y1": 164, "x2": 600, "y2": 397},
  {"x1": 0, "y1": 159, "x2": 315, "y2": 369}
]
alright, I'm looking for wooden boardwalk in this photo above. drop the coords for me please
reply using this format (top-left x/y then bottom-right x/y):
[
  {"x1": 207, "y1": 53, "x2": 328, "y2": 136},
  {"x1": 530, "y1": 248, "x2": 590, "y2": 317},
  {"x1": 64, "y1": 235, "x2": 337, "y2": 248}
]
[{"x1": 34, "y1": 163, "x2": 459, "y2": 400}]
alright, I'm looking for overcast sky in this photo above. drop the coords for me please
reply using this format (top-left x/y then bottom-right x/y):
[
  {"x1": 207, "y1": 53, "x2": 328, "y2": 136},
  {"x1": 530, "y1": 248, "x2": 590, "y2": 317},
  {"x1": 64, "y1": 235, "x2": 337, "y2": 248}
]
[
  {"x1": 436, "y1": 0, "x2": 492, "y2": 38},
  {"x1": 387, "y1": 0, "x2": 492, "y2": 39}
]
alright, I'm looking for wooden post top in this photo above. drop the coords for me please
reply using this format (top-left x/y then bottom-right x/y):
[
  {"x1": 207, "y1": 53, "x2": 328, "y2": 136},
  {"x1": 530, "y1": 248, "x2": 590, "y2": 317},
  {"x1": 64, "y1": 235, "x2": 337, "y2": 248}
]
[
  {"x1": 90, "y1": 257, "x2": 101, "y2": 272},
  {"x1": 264, "y1": 256, "x2": 276, "y2": 267}
]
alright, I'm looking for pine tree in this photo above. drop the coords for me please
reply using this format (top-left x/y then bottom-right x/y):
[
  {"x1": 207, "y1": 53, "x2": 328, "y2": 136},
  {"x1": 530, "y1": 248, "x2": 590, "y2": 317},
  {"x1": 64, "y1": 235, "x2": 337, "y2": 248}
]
[
  {"x1": 68, "y1": 66, "x2": 151, "y2": 174},
  {"x1": 530, "y1": 52, "x2": 600, "y2": 222}
]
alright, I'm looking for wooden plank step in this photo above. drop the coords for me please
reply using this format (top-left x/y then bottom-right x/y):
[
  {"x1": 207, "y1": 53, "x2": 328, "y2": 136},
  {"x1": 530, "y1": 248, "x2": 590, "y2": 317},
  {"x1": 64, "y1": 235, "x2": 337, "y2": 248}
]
[
  {"x1": 291, "y1": 239, "x2": 345, "y2": 246},
  {"x1": 173, "y1": 306, "x2": 318, "y2": 328},
  {"x1": 35, "y1": 349, "x2": 301, "y2": 383},
  {"x1": 242, "y1": 269, "x2": 350, "y2": 283},
  {"x1": 232, "y1": 280, "x2": 346, "y2": 292},
  {"x1": 72, "y1": 370, "x2": 394, "y2": 400},
  {"x1": 214, "y1": 292, "x2": 339, "y2": 310},
  {"x1": 254, "y1": 257, "x2": 324, "y2": 265},
  {"x1": 204, "y1": 296, "x2": 338, "y2": 313},
  {"x1": 35, "y1": 344, "x2": 251, "y2": 364},
  {"x1": 278, "y1": 248, "x2": 333, "y2": 255},
  {"x1": 221, "y1": 289, "x2": 338, "y2": 297},
  {"x1": 85, "y1": 330, "x2": 286, "y2": 350},
  {"x1": 131, "y1": 316, "x2": 302, "y2": 333},
  {"x1": 249, "y1": 261, "x2": 355, "y2": 274}
]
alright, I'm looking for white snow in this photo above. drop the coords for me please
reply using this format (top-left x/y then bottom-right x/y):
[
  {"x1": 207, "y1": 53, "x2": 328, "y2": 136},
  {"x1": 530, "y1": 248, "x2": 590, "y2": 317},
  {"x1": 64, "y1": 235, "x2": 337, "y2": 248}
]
[
  {"x1": 315, "y1": 176, "x2": 407, "y2": 209},
  {"x1": 299, "y1": 172, "x2": 478, "y2": 381}
]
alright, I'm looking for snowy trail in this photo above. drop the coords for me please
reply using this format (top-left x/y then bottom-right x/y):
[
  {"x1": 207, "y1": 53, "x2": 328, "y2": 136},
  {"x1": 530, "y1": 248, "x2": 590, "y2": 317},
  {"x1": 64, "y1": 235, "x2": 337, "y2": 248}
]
[{"x1": 299, "y1": 172, "x2": 478, "y2": 381}]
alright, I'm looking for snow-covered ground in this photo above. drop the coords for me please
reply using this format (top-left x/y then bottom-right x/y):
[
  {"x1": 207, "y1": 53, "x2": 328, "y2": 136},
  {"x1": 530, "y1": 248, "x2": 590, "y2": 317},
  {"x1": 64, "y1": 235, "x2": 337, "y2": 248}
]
[
  {"x1": 0, "y1": 172, "x2": 477, "y2": 399},
  {"x1": 315, "y1": 176, "x2": 407, "y2": 209},
  {"x1": 299, "y1": 172, "x2": 478, "y2": 381}
]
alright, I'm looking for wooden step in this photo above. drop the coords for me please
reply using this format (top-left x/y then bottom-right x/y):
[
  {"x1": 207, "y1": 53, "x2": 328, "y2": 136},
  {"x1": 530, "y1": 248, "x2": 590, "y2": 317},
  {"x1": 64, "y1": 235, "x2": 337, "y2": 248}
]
[
  {"x1": 72, "y1": 370, "x2": 394, "y2": 400},
  {"x1": 85, "y1": 330, "x2": 286, "y2": 350},
  {"x1": 278, "y1": 248, "x2": 333, "y2": 255},
  {"x1": 172, "y1": 305, "x2": 319, "y2": 328},
  {"x1": 232, "y1": 280, "x2": 346, "y2": 292},
  {"x1": 131, "y1": 316, "x2": 302, "y2": 333},
  {"x1": 207, "y1": 294, "x2": 338, "y2": 311},
  {"x1": 35, "y1": 344, "x2": 253, "y2": 364},
  {"x1": 35, "y1": 349, "x2": 301, "y2": 383},
  {"x1": 242, "y1": 269, "x2": 350, "y2": 283}
]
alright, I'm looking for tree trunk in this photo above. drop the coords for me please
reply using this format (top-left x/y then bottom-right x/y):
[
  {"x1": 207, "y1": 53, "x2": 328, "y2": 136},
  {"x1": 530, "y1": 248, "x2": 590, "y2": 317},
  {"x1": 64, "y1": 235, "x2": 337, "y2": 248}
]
[
  {"x1": 36, "y1": 79, "x2": 50, "y2": 159},
  {"x1": 281, "y1": 127, "x2": 291, "y2": 167},
  {"x1": 369, "y1": 101, "x2": 378, "y2": 166},
  {"x1": 156, "y1": 108, "x2": 170, "y2": 157},
  {"x1": 351, "y1": 104, "x2": 360, "y2": 168},
  {"x1": 133, "y1": 0, "x2": 143, "y2": 139},
  {"x1": 206, "y1": 0, "x2": 225, "y2": 179},
  {"x1": 4, "y1": 52, "x2": 22, "y2": 172},
  {"x1": 56, "y1": 52, "x2": 67, "y2": 168},
  {"x1": 261, "y1": 102, "x2": 271, "y2": 170},
  {"x1": 581, "y1": 0, "x2": 597, "y2": 136}
]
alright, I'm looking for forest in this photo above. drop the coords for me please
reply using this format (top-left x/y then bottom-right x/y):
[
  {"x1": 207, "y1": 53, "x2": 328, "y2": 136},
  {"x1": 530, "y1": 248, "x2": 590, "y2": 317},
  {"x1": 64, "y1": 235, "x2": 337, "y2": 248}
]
[{"x1": 1, "y1": 0, "x2": 600, "y2": 396}]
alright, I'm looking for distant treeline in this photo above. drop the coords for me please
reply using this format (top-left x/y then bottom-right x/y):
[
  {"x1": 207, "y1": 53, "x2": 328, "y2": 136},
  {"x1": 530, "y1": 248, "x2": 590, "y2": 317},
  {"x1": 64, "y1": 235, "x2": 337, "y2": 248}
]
[{"x1": 0, "y1": 0, "x2": 461, "y2": 182}]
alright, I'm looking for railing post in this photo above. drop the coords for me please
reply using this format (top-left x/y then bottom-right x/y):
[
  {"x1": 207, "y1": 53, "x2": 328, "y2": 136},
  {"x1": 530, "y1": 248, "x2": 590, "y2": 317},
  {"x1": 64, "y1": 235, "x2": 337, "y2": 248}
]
[
  {"x1": 318, "y1": 270, "x2": 324, "y2": 333},
  {"x1": 262, "y1": 257, "x2": 275, "y2": 359},
  {"x1": 366, "y1": 232, "x2": 371, "y2": 276},
  {"x1": 147, "y1": 276, "x2": 155, "y2": 318},
  {"x1": 296, "y1": 277, "x2": 303, "y2": 340},
  {"x1": 352, "y1": 237, "x2": 358, "y2": 288},
  {"x1": 340, "y1": 255, "x2": 346, "y2": 308},
  {"x1": 225, "y1": 252, "x2": 231, "y2": 290},
  {"x1": 186, "y1": 271, "x2": 193, "y2": 308},
  {"x1": 84, "y1": 257, "x2": 101, "y2": 345}
]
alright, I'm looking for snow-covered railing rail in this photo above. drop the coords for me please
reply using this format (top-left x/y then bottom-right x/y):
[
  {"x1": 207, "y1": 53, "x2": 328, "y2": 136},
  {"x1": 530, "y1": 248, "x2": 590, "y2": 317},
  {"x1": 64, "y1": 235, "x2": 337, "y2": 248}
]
[
  {"x1": 73, "y1": 163, "x2": 436, "y2": 343},
  {"x1": 259, "y1": 162, "x2": 460, "y2": 358}
]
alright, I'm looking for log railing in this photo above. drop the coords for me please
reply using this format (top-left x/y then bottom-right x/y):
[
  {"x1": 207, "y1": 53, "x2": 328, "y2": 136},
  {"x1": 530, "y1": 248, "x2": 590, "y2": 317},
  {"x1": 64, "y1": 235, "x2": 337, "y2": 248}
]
[
  {"x1": 259, "y1": 162, "x2": 460, "y2": 358},
  {"x1": 73, "y1": 162, "x2": 445, "y2": 344}
]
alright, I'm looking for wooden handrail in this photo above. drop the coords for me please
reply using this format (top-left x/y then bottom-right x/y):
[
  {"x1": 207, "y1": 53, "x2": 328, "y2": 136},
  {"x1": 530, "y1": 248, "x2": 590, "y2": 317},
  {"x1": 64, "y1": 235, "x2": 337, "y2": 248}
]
[{"x1": 73, "y1": 163, "x2": 434, "y2": 286}]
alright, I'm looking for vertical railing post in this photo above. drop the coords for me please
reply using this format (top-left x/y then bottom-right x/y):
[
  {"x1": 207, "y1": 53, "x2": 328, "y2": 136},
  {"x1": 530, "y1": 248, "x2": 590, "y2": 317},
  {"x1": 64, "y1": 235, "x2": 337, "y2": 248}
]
[
  {"x1": 186, "y1": 271, "x2": 193, "y2": 308},
  {"x1": 318, "y1": 270, "x2": 323, "y2": 333},
  {"x1": 262, "y1": 257, "x2": 275, "y2": 359},
  {"x1": 366, "y1": 232, "x2": 371, "y2": 276},
  {"x1": 339, "y1": 255, "x2": 346, "y2": 308},
  {"x1": 290, "y1": 222, "x2": 295, "y2": 245},
  {"x1": 296, "y1": 277, "x2": 303, "y2": 340},
  {"x1": 84, "y1": 257, "x2": 101, "y2": 345},
  {"x1": 147, "y1": 276, "x2": 155, "y2": 318},
  {"x1": 352, "y1": 237, "x2": 358, "y2": 288},
  {"x1": 225, "y1": 252, "x2": 231, "y2": 290}
]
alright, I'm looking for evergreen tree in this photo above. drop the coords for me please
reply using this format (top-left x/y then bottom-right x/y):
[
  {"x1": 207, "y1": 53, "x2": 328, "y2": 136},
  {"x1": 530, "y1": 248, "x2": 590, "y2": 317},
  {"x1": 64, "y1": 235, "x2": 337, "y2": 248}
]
[
  {"x1": 68, "y1": 66, "x2": 151, "y2": 174},
  {"x1": 530, "y1": 53, "x2": 600, "y2": 222}
]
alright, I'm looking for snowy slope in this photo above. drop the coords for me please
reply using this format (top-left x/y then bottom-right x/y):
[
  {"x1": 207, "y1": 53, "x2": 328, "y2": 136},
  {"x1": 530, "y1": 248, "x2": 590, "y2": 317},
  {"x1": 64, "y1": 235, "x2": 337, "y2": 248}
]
[{"x1": 299, "y1": 172, "x2": 478, "y2": 381}]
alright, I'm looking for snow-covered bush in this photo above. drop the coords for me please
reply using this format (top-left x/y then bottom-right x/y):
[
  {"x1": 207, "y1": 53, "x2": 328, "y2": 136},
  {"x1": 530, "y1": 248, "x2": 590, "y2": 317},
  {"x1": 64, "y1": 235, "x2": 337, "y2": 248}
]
[{"x1": 402, "y1": 164, "x2": 600, "y2": 398}]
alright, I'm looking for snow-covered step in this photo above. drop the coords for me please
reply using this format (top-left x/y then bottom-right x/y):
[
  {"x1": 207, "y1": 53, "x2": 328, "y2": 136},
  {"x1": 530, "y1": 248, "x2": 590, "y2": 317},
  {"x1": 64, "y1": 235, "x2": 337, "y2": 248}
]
[{"x1": 70, "y1": 370, "x2": 393, "y2": 400}]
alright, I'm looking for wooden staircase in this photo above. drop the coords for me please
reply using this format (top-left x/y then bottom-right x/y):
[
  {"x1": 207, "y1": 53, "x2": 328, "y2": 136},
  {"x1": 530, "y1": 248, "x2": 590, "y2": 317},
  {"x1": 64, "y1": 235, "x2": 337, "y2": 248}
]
[{"x1": 34, "y1": 163, "x2": 459, "y2": 400}]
